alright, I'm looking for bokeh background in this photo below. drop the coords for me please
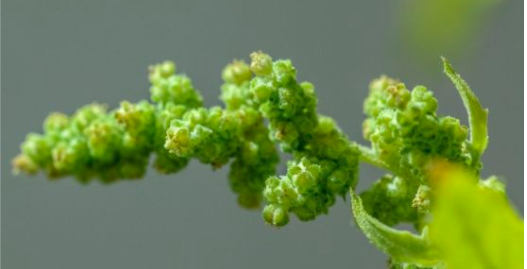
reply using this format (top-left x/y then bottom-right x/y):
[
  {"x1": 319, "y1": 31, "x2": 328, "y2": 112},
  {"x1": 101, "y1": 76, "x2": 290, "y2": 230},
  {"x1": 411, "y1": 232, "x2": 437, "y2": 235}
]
[{"x1": 2, "y1": 0, "x2": 523, "y2": 268}]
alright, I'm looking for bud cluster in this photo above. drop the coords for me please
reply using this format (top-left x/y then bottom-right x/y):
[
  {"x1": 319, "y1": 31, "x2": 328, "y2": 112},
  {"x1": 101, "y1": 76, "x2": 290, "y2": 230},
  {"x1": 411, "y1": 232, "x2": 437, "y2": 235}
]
[
  {"x1": 363, "y1": 76, "x2": 474, "y2": 179},
  {"x1": 248, "y1": 52, "x2": 360, "y2": 226}
]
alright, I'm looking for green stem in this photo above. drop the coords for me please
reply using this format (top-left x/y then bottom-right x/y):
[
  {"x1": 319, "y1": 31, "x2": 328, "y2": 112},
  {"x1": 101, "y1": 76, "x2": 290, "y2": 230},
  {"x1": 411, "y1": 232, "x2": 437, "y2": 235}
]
[
  {"x1": 357, "y1": 144, "x2": 390, "y2": 170},
  {"x1": 357, "y1": 144, "x2": 417, "y2": 181}
]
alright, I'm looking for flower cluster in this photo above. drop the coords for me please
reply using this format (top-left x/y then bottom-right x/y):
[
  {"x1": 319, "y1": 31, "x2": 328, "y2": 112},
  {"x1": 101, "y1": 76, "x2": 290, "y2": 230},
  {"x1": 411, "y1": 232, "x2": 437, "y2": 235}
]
[
  {"x1": 12, "y1": 52, "x2": 360, "y2": 225},
  {"x1": 248, "y1": 52, "x2": 359, "y2": 226},
  {"x1": 14, "y1": 102, "x2": 154, "y2": 182},
  {"x1": 12, "y1": 61, "x2": 209, "y2": 183},
  {"x1": 12, "y1": 60, "x2": 278, "y2": 207},
  {"x1": 13, "y1": 52, "x2": 503, "y2": 269},
  {"x1": 359, "y1": 175, "x2": 418, "y2": 226},
  {"x1": 163, "y1": 60, "x2": 279, "y2": 208},
  {"x1": 359, "y1": 73, "x2": 483, "y2": 228},
  {"x1": 12, "y1": 52, "x2": 485, "y2": 232},
  {"x1": 363, "y1": 76, "x2": 475, "y2": 178}
]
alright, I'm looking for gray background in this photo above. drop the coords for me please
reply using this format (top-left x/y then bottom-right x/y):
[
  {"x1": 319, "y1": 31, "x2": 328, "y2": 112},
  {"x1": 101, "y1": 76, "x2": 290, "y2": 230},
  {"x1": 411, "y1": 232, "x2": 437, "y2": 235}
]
[{"x1": 2, "y1": 0, "x2": 523, "y2": 268}]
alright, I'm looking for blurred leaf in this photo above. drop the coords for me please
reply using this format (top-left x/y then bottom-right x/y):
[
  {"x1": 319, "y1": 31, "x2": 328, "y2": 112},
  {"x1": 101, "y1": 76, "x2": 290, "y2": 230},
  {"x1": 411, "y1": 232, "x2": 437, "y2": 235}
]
[
  {"x1": 429, "y1": 167, "x2": 523, "y2": 269},
  {"x1": 397, "y1": 0, "x2": 501, "y2": 62}
]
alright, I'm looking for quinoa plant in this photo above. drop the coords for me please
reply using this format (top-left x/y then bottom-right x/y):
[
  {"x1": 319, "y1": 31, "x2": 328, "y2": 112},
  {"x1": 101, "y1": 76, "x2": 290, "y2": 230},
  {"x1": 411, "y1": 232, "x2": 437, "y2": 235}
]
[{"x1": 13, "y1": 52, "x2": 523, "y2": 268}]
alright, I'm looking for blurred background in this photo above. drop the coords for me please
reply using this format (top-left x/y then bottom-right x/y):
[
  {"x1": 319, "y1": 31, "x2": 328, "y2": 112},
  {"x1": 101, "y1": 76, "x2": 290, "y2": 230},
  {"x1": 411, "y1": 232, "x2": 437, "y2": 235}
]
[{"x1": 2, "y1": 0, "x2": 523, "y2": 268}]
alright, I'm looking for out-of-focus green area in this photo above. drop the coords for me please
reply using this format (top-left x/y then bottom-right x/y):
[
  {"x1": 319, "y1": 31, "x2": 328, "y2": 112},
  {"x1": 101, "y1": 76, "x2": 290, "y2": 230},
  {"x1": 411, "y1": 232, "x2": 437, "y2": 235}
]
[
  {"x1": 397, "y1": 0, "x2": 502, "y2": 62},
  {"x1": 429, "y1": 166, "x2": 523, "y2": 269}
]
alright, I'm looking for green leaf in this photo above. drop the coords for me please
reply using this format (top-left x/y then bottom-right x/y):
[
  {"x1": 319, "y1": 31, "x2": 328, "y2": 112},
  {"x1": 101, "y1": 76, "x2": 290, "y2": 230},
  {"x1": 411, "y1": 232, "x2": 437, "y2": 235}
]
[
  {"x1": 350, "y1": 190, "x2": 442, "y2": 267},
  {"x1": 429, "y1": 170, "x2": 524, "y2": 269},
  {"x1": 442, "y1": 57, "x2": 488, "y2": 157}
]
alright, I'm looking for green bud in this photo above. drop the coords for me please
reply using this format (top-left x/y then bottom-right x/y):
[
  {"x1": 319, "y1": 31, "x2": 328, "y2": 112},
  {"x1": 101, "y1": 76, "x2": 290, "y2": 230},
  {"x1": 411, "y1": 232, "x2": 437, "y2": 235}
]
[
  {"x1": 222, "y1": 60, "x2": 252, "y2": 85},
  {"x1": 316, "y1": 116, "x2": 336, "y2": 135},
  {"x1": 22, "y1": 133, "x2": 52, "y2": 165},
  {"x1": 165, "y1": 125, "x2": 191, "y2": 157},
  {"x1": 300, "y1": 81, "x2": 315, "y2": 96},
  {"x1": 72, "y1": 104, "x2": 107, "y2": 131},
  {"x1": 184, "y1": 108, "x2": 208, "y2": 127},
  {"x1": 157, "y1": 104, "x2": 187, "y2": 130},
  {"x1": 250, "y1": 51, "x2": 273, "y2": 76},
  {"x1": 160, "y1": 61, "x2": 176, "y2": 77},
  {"x1": 327, "y1": 169, "x2": 348, "y2": 194},
  {"x1": 266, "y1": 175, "x2": 281, "y2": 189},
  {"x1": 149, "y1": 61, "x2": 176, "y2": 83},
  {"x1": 440, "y1": 116, "x2": 468, "y2": 142},
  {"x1": 410, "y1": 86, "x2": 437, "y2": 115},
  {"x1": 412, "y1": 185, "x2": 432, "y2": 213},
  {"x1": 115, "y1": 101, "x2": 151, "y2": 131},
  {"x1": 263, "y1": 204, "x2": 289, "y2": 227},
  {"x1": 250, "y1": 77, "x2": 274, "y2": 103},
  {"x1": 360, "y1": 175, "x2": 418, "y2": 226},
  {"x1": 52, "y1": 139, "x2": 89, "y2": 172},
  {"x1": 12, "y1": 154, "x2": 39, "y2": 175},
  {"x1": 85, "y1": 119, "x2": 122, "y2": 162},
  {"x1": 278, "y1": 86, "x2": 301, "y2": 117},
  {"x1": 288, "y1": 158, "x2": 320, "y2": 192},
  {"x1": 385, "y1": 84, "x2": 411, "y2": 109},
  {"x1": 190, "y1": 125, "x2": 214, "y2": 148},
  {"x1": 149, "y1": 63, "x2": 203, "y2": 107},
  {"x1": 44, "y1": 112, "x2": 69, "y2": 133},
  {"x1": 272, "y1": 60, "x2": 296, "y2": 85},
  {"x1": 220, "y1": 83, "x2": 247, "y2": 110},
  {"x1": 273, "y1": 121, "x2": 299, "y2": 147}
]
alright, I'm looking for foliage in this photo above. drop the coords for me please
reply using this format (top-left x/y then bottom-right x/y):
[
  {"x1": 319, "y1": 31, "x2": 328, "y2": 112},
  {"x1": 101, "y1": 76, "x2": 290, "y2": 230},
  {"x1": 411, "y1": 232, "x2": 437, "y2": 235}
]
[
  {"x1": 397, "y1": 0, "x2": 502, "y2": 62},
  {"x1": 429, "y1": 164, "x2": 523, "y2": 269}
]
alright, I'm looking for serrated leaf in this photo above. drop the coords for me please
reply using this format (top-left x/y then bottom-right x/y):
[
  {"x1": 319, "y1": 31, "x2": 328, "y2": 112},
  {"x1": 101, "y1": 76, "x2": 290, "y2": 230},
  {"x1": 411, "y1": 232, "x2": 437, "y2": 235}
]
[
  {"x1": 442, "y1": 57, "x2": 488, "y2": 157},
  {"x1": 351, "y1": 190, "x2": 442, "y2": 266}
]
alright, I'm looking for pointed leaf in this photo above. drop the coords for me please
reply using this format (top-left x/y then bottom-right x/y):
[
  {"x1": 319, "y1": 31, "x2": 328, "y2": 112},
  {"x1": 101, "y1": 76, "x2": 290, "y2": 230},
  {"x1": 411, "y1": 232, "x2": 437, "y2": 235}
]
[
  {"x1": 351, "y1": 190, "x2": 441, "y2": 266},
  {"x1": 442, "y1": 57, "x2": 488, "y2": 156}
]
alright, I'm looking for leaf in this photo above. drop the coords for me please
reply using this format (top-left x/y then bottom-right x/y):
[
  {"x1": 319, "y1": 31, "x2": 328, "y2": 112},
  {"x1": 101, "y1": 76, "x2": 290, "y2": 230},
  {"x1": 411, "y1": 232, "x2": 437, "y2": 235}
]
[
  {"x1": 442, "y1": 57, "x2": 488, "y2": 157},
  {"x1": 350, "y1": 190, "x2": 442, "y2": 267},
  {"x1": 429, "y1": 168, "x2": 524, "y2": 269}
]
